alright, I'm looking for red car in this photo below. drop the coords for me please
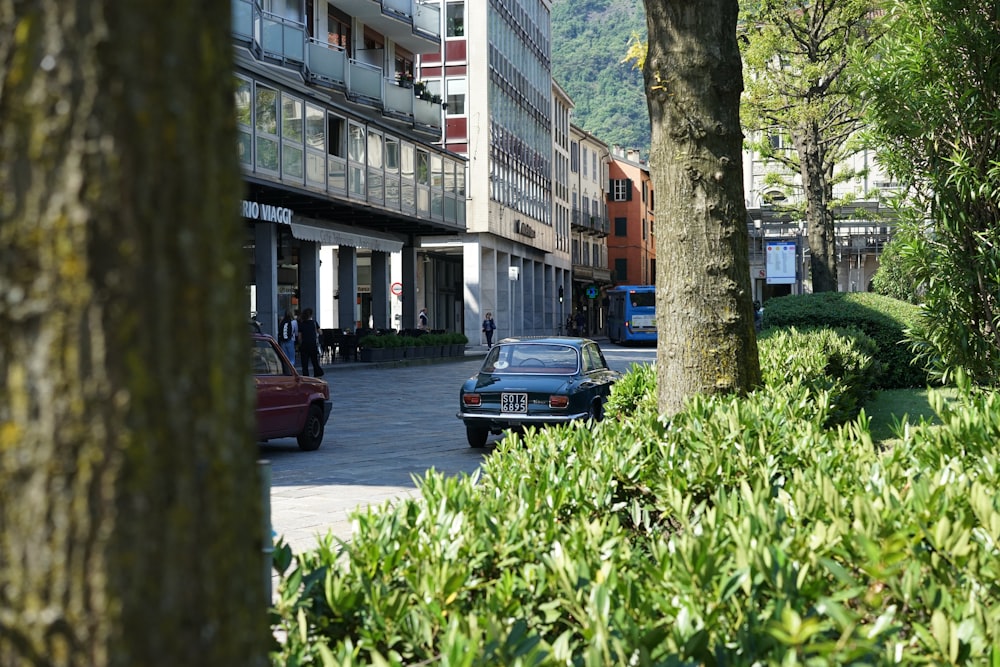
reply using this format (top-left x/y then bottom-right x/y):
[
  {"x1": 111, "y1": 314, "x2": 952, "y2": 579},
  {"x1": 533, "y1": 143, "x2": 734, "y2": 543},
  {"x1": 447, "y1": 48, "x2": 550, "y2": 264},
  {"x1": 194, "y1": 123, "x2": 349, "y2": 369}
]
[{"x1": 252, "y1": 333, "x2": 331, "y2": 451}]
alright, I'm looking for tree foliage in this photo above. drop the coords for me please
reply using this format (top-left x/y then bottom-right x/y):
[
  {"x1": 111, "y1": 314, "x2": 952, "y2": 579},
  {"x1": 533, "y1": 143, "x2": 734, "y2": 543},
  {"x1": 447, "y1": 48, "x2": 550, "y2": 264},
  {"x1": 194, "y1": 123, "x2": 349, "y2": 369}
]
[
  {"x1": 643, "y1": 0, "x2": 761, "y2": 415},
  {"x1": 739, "y1": 0, "x2": 885, "y2": 292},
  {"x1": 0, "y1": 2, "x2": 268, "y2": 664},
  {"x1": 551, "y1": 0, "x2": 650, "y2": 153},
  {"x1": 870, "y1": 232, "x2": 924, "y2": 304},
  {"x1": 860, "y1": 0, "x2": 1000, "y2": 385}
]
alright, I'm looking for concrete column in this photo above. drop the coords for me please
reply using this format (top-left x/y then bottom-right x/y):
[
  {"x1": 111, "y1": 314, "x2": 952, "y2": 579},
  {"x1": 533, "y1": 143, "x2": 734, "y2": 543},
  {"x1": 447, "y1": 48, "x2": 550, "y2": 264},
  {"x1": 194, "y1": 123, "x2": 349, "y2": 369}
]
[
  {"x1": 254, "y1": 222, "x2": 278, "y2": 337},
  {"x1": 462, "y1": 239, "x2": 482, "y2": 343},
  {"x1": 370, "y1": 251, "x2": 390, "y2": 329},
  {"x1": 299, "y1": 240, "x2": 321, "y2": 327},
  {"x1": 401, "y1": 241, "x2": 418, "y2": 331},
  {"x1": 337, "y1": 245, "x2": 358, "y2": 332}
]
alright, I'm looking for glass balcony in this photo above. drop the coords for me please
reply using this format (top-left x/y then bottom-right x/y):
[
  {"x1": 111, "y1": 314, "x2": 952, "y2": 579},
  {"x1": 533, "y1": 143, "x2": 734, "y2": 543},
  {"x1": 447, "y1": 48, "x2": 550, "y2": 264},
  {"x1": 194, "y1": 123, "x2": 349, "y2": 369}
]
[
  {"x1": 413, "y1": 1, "x2": 440, "y2": 39},
  {"x1": 384, "y1": 79, "x2": 415, "y2": 118},
  {"x1": 348, "y1": 60, "x2": 383, "y2": 105},
  {"x1": 261, "y1": 10, "x2": 305, "y2": 64},
  {"x1": 414, "y1": 98, "x2": 441, "y2": 132},
  {"x1": 306, "y1": 39, "x2": 347, "y2": 87},
  {"x1": 232, "y1": 0, "x2": 261, "y2": 45}
]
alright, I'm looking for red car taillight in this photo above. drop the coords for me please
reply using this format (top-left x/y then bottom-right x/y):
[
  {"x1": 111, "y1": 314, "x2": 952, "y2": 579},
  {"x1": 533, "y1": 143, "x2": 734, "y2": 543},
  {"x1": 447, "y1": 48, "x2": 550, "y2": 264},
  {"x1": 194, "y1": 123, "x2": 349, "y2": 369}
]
[
  {"x1": 549, "y1": 395, "x2": 569, "y2": 408},
  {"x1": 463, "y1": 394, "x2": 482, "y2": 407}
]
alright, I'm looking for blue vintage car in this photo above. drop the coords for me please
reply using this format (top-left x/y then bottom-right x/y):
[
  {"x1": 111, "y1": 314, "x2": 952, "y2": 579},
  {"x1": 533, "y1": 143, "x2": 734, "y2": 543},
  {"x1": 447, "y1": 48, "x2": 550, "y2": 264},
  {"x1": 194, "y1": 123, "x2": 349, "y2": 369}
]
[{"x1": 457, "y1": 337, "x2": 622, "y2": 448}]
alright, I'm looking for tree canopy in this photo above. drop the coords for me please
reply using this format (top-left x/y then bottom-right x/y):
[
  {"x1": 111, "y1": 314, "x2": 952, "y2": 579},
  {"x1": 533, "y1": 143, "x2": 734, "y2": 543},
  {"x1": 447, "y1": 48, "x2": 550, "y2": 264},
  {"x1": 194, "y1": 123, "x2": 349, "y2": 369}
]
[
  {"x1": 860, "y1": 0, "x2": 1000, "y2": 384},
  {"x1": 739, "y1": 0, "x2": 884, "y2": 292}
]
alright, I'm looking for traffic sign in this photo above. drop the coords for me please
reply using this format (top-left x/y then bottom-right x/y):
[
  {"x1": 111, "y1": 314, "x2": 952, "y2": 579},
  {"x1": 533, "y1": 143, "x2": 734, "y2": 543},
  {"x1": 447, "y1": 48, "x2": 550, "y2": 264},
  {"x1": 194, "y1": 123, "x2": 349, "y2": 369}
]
[{"x1": 390, "y1": 282, "x2": 403, "y2": 296}]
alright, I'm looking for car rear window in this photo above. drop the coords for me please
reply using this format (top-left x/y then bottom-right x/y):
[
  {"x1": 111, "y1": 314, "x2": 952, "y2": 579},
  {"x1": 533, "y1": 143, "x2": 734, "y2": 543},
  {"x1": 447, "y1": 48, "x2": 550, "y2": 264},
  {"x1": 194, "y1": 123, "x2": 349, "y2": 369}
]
[
  {"x1": 482, "y1": 344, "x2": 579, "y2": 374},
  {"x1": 252, "y1": 340, "x2": 290, "y2": 375}
]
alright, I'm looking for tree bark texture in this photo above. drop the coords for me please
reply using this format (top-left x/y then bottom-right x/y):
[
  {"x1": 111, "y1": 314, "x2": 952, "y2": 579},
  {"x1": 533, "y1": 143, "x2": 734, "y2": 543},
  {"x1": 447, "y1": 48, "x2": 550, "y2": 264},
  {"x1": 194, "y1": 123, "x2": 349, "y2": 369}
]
[
  {"x1": 795, "y1": 122, "x2": 838, "y2": 293},
  {"x1": 0, "y1": 2, "x2": 267, "y2": 666},
  {"x1": 643, "y1": 0, "x2": 761, "y2": 416}
]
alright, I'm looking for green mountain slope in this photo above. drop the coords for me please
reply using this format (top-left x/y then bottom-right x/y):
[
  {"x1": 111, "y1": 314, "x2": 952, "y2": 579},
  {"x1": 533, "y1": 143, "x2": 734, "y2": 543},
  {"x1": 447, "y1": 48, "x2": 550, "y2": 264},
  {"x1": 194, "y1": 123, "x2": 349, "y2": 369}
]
[{"x1": 551, "y1": 0, "x2": 650, "y2": 154}]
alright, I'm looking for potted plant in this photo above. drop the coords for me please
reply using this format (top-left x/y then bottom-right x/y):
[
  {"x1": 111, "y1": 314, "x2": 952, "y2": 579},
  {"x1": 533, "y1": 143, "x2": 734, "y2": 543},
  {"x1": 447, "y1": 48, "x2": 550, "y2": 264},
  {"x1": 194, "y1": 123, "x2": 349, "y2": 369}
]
[
  {"x1": 401, "y1": 335, "x2": 421, "y2": 359},
  {"x1": 395, "y1": 71, "x2": 414, "y2": 88}
]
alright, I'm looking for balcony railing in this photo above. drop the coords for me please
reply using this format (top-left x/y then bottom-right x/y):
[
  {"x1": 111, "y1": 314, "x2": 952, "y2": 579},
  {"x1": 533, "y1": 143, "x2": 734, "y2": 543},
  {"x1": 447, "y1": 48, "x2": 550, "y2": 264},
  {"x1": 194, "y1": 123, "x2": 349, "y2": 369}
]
[
  {"x1": 306, "y1": 38, "x2": 346, "y2": 87},
  {"x1": 233, "y1": 0, "x2": 442, "y2": 135},
  {"x1": 413, "y1": 1, "x2": 440, "y2": 38},
  {"x1": 261, "y1": 10, "x2": 305, "y2": 64}
]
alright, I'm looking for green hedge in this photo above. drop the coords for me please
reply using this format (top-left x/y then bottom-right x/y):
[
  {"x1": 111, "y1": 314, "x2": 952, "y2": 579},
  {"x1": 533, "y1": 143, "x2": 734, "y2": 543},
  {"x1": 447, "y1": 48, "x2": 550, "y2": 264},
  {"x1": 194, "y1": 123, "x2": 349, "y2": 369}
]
[
  {"x1": 270, "y1": 367, "x2": 1000, "y2": 664},
  {"x1": 759, "y1": 326, "x2": 881, "y2": 427},
  {"x1": 762, "y1": 292, "x2": 927, "y2": 388}
]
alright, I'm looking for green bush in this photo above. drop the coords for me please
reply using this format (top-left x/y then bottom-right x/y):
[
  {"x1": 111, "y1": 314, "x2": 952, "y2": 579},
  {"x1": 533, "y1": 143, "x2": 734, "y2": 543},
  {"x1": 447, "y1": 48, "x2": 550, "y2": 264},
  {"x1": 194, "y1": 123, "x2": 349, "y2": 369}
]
[
  {"x1": 269, "y1": 356, "x2": 1000, "y2": 665},
  {"x1": 758, "y1": 326, "x2": 881, "y2": 426},
  {"x1": 762, "y1": 292, "x2": 927, "y2": 388}
]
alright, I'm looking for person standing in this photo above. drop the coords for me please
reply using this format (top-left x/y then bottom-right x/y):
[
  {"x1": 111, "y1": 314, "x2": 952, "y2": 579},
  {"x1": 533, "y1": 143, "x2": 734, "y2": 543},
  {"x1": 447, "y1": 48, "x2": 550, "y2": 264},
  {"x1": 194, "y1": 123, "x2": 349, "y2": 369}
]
[
  {"x1": 298, "y1": 308, "x2": 324, "y2": 377},
  {"x1": 278, "y1": 309, "x2": 298, "y2": 363},
  {"x1": 418, "y1": 307, "x2": 429, "y2": 330},
  {"x1": 482, "y1": 312, "x2": 497, "y2": 348}
]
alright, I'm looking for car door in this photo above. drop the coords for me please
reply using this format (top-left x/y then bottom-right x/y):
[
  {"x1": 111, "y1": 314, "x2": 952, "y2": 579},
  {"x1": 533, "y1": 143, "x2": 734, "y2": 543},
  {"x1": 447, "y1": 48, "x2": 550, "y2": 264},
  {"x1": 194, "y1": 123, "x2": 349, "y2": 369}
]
[
  {"x1": 582, "y1": 343, "x2": 616, "y2": 398},
  {"x1": 254, "y1": 338, "x2": 303, "y2": 438}
]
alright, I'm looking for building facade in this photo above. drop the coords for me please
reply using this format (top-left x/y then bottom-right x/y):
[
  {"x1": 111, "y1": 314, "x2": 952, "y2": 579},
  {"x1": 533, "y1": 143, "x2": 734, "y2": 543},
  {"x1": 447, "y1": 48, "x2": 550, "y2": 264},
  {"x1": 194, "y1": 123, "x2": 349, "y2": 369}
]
[
  {"x1": 231, "y1": 0, "x2": 465, "y2": 338},
  {"x1": 418, "y1": 0, "x2": 572, "y2": 344},
  {"x1": 743, "y1": 138, "x2": 899, "y2": 301},
  {"x1": 606, "y1": 147, "x2": 656, "y2": 288},
  {"x1": 569, "y1": 125, "x2": 612, "y2": 337}
]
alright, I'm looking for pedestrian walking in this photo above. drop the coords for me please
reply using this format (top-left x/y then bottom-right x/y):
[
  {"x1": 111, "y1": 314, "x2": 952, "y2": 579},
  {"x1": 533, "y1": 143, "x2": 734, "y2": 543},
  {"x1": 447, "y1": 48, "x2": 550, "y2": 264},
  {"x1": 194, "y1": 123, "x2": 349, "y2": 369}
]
[
  {"x1": 298, "y1": 308, "x2": 324, "y2": 377},
  {"x1": 278, "y1": 309, "x2": 298, "y2": 364},
  {"x1": 418, "y1": 307, "x2": 429, "y2": 330},
  {"x1": 482, "y1": 312, "x2": 496, "y2": 348}
]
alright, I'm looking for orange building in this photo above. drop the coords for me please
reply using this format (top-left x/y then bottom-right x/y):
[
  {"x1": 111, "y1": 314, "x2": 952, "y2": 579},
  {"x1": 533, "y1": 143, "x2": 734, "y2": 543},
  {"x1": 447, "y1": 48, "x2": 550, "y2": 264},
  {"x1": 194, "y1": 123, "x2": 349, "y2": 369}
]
[{"x1": 607, "y1": 148, "x2": 655, "y2": 286}]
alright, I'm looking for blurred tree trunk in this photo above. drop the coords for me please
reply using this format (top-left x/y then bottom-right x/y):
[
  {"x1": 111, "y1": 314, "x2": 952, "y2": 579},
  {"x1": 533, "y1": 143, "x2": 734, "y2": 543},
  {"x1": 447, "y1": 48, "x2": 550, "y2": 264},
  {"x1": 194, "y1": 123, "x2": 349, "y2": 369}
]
[
  {"x1": 0, "y1": 2, "x2": 267, "y2": 666},
  {"x1": 643, "y1": 0, "x2": 761, "y2": 415}
]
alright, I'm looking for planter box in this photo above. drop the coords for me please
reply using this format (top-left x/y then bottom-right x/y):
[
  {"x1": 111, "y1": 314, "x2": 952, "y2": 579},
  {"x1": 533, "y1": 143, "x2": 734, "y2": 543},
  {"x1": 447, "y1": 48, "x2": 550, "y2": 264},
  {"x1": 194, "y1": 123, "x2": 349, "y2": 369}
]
[
  {"x1": 404, "y1": 346, "x2": 419, "y2": 359},
  {"x1": 360, "y1": 347, "x2": 390, "y2": 363}
]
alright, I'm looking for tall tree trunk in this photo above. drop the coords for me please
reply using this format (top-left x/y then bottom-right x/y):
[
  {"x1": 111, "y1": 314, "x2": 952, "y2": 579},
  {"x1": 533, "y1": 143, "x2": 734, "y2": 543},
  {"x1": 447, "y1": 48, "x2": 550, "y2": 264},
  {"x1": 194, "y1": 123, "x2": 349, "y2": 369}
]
[
  {"x1": 643, "y1": 0, "x2": 761, "y2": 415},
  {"x1": 795, "y1": 121, "x2": 839, "y2": 292},
  {"x1": 0, "y1": 3, "x2": 268, "y2": 666}
]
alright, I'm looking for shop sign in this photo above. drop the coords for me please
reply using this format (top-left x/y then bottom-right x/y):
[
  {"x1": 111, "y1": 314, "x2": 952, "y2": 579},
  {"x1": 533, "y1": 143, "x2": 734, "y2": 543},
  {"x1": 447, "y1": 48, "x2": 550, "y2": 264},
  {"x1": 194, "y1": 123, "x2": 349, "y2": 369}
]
[
  {"x1": 242, "y1": 199, "x2": 293, "y2": 225},
  {"x1": 514, "y1": 220, "x2": 536, "y2": 238}
]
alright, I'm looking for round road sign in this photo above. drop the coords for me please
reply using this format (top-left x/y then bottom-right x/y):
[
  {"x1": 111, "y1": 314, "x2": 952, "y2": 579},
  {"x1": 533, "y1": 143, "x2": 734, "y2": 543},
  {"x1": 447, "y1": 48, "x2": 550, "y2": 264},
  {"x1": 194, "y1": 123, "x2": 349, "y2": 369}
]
[{"x1": 391, "y1": 282, "x2": 403, "y2": 296}]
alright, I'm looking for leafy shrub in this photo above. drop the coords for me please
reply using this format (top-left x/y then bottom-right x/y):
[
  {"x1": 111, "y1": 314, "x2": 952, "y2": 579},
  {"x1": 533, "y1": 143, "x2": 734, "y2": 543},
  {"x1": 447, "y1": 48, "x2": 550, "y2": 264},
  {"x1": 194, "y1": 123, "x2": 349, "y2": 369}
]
[
  {"x1": 758, "y1": 326, "x2": 881, "y2": 426},
  {"x1": 762, "y1": 291, "x2": 927, "y2": 388},
  {"x1": 604, "y1": 361, "x2": 658, "y2": 418}
]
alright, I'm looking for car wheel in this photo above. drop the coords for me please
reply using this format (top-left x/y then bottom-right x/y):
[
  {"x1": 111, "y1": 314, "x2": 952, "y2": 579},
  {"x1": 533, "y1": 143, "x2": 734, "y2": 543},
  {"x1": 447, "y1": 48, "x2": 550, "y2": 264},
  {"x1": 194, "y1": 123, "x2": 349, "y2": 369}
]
[
  {"x1": 466, "y1": 426, "x2": 489, "y2": 448},
  {"x1": 297, "y1": 404, "x2": 325, "y2": 451},
  {"x1": 587, "y1": 399, "x2": 604, "y2": 423}
]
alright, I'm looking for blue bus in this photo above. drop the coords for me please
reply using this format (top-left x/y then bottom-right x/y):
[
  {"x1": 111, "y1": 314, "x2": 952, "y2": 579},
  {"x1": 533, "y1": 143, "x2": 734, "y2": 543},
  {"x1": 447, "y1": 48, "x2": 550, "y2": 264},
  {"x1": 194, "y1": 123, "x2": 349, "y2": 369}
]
[{"x1": 606, "y1": 285, "x2": 656, "y2": 344}]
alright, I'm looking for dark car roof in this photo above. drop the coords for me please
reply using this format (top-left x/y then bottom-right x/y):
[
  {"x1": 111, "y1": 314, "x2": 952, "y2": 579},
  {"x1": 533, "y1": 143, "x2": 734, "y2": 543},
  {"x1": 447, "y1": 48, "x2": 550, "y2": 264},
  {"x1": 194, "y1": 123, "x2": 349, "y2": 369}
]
[{"x1": 495, "y1": 336, "x2": 596, "y2": 347}]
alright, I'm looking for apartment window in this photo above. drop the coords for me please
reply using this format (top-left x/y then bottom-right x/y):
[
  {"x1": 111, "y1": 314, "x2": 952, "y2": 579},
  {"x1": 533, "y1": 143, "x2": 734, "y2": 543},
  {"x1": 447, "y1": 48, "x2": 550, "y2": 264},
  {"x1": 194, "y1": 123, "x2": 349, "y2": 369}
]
[
  {"x1": 570, "y1": 142, "x2": 579, "y2": 173},
  {"x1": 281, "y1": 94, "x2": 304, "y2": 179},
  {"x1": 614, "y1": 217, "x2": 627, "y2": 236},
  {"x1": 327, "y1": 113, "x2": 346, "y2": 191},
  {"x1": 615, "y1": 258, "x2": 628, "y2": 282},
  {"x1": 582, "y1": 147, "x2": 588, "y2": 177},
  {"x1": 611, "y1": 179, "x2": 632, "y2": 201},
  {"x1": 254, "y1": 85, "x2": 279, "y2": 172},
  {"x1": 235, "y1": 77, "x2": 252, "y2": 166},
  {"x1": 446, "y1": 77, "x2": 466, "y2": 116},
  {"x1": 327, "y1": 9, "x2": 350, "y2": 54},
  {"x1": 305, "y1": 103, "x2": 325, "y2": 185},
  {"x1": 447, "y1": 1, "x2": 465, "y2": 37},
  {"x1": 592, "y1": 152, "x2": 597, "y2": 180},
  {"x1": 348, "y1": 122, "x2": 366, "y2": 196}
]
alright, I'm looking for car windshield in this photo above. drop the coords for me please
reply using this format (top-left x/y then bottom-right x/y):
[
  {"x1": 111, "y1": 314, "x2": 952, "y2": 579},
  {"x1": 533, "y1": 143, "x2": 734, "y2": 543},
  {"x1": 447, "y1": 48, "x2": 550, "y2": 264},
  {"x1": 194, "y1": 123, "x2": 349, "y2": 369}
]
[{"x1": 481, "y1": 343, "x2": 579, "y2": 374}]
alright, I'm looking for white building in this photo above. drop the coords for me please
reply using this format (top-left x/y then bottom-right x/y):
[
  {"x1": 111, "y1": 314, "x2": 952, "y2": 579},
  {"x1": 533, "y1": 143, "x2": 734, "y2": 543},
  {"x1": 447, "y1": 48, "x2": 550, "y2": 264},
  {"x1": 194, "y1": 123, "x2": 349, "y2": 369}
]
[{"x1": 418, "y1": 0, "x2": 572, "y2": 343}]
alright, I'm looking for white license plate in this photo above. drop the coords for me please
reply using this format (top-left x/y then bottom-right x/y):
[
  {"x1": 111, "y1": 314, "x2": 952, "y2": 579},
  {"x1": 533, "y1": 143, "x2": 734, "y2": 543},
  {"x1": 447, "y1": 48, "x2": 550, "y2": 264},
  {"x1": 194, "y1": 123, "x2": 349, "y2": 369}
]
[{"x1": 501, "y1": 393, "x2": 528, "y2": 413}]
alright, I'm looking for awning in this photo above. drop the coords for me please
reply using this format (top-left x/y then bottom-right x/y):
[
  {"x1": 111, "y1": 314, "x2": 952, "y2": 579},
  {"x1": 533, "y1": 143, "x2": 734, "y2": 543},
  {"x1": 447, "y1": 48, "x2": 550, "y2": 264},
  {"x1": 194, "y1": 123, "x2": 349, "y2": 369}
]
[{"x1": 289, "y1": 221, "x2": 404, "y2": 253}]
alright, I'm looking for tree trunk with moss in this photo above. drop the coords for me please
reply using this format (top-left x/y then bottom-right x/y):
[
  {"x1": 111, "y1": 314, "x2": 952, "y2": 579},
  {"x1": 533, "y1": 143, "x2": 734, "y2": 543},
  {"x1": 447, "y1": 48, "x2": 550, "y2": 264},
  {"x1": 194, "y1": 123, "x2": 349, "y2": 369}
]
[
  {"x1": 643, "y1": 0, "x2": 761, "y2": 416},
  {"x1": 0, "y1": 3, "x2": 267, "y2": 665}
]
